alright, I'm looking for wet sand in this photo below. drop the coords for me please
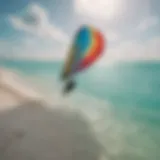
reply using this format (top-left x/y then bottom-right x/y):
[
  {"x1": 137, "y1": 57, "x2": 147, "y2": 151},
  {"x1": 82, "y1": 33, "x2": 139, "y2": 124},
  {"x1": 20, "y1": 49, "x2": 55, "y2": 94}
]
[{"x1": 0, "y1": 101, "x2": 103, "y2": 160}]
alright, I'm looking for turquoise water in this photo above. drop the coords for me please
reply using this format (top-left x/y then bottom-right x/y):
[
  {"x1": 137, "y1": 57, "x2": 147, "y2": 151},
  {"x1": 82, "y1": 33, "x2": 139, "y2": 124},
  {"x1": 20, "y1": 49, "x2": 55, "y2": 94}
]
[{"x1": 0, "y1": 59, "x2": 160, "y2": 160}]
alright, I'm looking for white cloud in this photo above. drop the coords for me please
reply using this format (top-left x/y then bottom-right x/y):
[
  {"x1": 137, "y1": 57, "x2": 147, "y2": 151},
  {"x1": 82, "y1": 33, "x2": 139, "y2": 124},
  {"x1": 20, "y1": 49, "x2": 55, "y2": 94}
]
[
  {"x1": 106, "y1": 30, "x2": 120, "y2": 42},
  {"x1": 74, "y1": 0, "x2": 127, "y2": 21},
  {"x1": 137, "y1": 16, "x2": 159, "y2": 31},
  {"x1": 74, "y1": 0, "x2": 152, "y2": 27},
  {"x1": 9, "y1": 3, "x2": 68, "y2": 43},
  {"x1": 1, "y1": 36, "x2": 160, "y2": 62},
  {"x1": 2, "y1": 2, "x2": 160, "y2": 62},
  {"x1": 97, "y1": 37, "x2": 160, "y2": 65},
  {"x1": 0, "y1": 37, "x2": 68, "y2": 61},
  {"x1": 5, "y1": 3, "x2": 69, "y2": 60}
]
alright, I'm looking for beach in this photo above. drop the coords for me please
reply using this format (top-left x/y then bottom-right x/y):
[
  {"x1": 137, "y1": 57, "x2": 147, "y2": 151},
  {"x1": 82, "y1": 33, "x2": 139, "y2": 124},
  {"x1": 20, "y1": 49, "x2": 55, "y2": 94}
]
[
  {"x1": 0, "y1": 60, "x2": 160, "y2": 160},
  {"x1": 0, "y1": 102, "x2": 103, "y2": 160},
  {"x1": 0, "y1": 68, "x2": 106, "y2": 160},
  {"x1": 0, "y1": 68, "x2": 42, "y2": 109}
]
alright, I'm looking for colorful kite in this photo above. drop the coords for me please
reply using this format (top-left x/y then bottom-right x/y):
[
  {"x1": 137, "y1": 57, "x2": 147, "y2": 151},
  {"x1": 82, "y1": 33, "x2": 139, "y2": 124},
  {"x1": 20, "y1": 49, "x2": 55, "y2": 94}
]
[{"x1": 61, "y1": 25, "x2": 105, "y2": 94}]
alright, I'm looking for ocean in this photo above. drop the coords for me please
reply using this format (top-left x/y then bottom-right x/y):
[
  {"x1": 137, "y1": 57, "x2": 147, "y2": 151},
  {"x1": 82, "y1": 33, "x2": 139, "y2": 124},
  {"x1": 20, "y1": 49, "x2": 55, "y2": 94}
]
[{"x1": 0, "y1": 59, "x2": 160, "y2": 160}]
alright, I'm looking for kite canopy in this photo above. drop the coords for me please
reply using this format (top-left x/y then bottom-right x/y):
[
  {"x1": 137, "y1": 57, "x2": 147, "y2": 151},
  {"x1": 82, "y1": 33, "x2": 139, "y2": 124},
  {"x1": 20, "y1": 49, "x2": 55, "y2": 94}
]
[
  {"x1": 62, "y1": 25, "x2": 105, "y2": 80},
  {"x1": 61, "y1": 25, "x2": 105, "y2": 94}
]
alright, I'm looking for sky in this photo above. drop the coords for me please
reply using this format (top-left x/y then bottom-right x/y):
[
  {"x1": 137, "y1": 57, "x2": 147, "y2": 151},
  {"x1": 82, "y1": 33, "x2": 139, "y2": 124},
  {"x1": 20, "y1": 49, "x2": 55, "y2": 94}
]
[{"x1": 0, "y1": 0, "x2": 160, "y2": 63}]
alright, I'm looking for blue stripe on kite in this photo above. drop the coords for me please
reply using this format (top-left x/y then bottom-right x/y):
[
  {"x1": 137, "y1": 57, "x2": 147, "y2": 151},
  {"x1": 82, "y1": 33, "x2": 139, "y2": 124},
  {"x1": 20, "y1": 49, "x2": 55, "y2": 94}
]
[{"x1": 70, "y1": 26, "x2": 91, "y2": 73}]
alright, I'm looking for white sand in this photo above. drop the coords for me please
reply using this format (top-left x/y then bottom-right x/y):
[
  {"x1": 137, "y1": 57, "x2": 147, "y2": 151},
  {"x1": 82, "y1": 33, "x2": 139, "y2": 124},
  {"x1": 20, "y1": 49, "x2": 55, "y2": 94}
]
[
  {"x1": 0, "y1": 89, "x2": 20, "y2": 109},
  {"x1": 0, "y1": 68, "x2": 43, "y2": 110}
]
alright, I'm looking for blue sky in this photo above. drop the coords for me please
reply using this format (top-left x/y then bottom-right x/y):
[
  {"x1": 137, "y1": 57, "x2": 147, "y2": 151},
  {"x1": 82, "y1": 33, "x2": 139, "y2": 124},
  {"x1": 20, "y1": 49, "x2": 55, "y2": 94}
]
[{"x1": 0, "y1": 0, "x2": 160, "y2": 63}]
